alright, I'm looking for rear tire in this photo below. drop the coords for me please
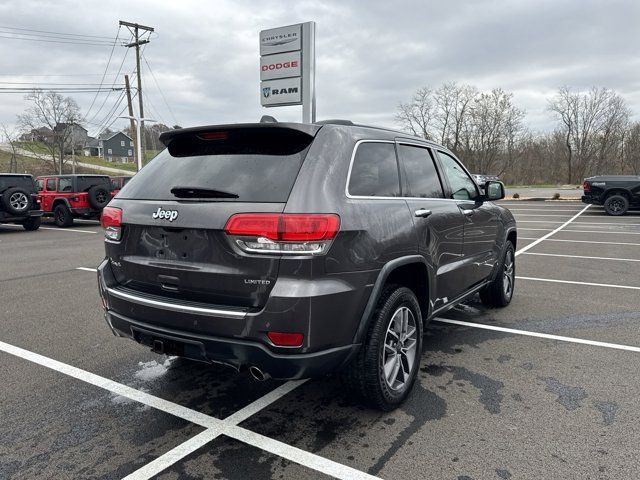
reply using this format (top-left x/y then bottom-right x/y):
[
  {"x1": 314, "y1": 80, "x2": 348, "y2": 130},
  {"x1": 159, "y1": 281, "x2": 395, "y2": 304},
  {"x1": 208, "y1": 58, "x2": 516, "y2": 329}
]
[
  {"x1": 480, "y1": 242, "x2": 515, "y2": 307},
  {"x1": 22, "y1": 216, "x2": 41, "y2": 231},
  {"x1": 54, "y1": 204, "x2": 73, "y2": 228},
  {"x1": 604, "y1": 194, "x2": 628, "y2": 216},
  {"x1": 88, "y1": 185, "x2": 110, "y2": 210},
  {"x1": 340, "y1": 285, "x2": 423, "y2": 411}
]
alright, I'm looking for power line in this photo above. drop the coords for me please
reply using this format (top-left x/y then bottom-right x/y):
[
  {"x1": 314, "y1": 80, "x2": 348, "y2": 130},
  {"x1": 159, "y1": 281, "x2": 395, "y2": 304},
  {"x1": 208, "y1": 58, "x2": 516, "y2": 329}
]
[
  {"x1": 0, "y1": 24, "x2": 115, "y2": 40},
  {"x1": 85, "y1": 26, "x2": 121, "y2": 122},
  {"x1": 85, "y1": 40, "x2": 132, "y2": 125},
  {"x1": 0, "y1": 82, "x2": 126, "y2": 86},
  {"x1": 142, "y1": 52, "x2": 178, "y2": 126},
  {"x1": 0, "y1": 34, "x2": 116, "y2": 46},
  {"x1": 0, "y1": 28, "x2": 117, "y2": 44}
]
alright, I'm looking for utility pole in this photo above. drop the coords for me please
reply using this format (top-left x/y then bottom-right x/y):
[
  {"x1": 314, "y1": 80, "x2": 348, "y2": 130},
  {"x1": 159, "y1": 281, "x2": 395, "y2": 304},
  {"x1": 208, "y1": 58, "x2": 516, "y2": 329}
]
[
  {"x1": 119, "y1": 20, "x2": 153, "y2": 165},
  {"x1": 124, "y1": 74, "x2": 138, "y2": 166}
]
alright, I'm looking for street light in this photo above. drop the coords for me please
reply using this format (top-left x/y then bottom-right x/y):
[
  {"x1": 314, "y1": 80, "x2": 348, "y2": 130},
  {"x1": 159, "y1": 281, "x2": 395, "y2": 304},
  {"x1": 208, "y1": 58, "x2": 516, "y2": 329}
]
[{"x1": 118, "y1": 115, "x2": 156, "y2": 171}]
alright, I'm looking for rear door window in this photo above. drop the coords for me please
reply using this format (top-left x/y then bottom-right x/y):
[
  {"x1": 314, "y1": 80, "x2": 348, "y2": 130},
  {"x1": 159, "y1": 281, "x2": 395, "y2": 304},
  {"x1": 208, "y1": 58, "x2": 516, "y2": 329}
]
[
  {"x1": 119, "y1": 128, "x2": 315, "y2": 202},
  {"x1": 46, "y1": 178, "x2": 56, "y2": 191},
  {"x1": 397, "y1": 144, "x2": 443, "y2": 198},
  {"x1": 348, "y1": 142, "x2": 400, "y2": 197},
  {"x1": 58, "y1": 177, "x2": 73, "y2": 192}
]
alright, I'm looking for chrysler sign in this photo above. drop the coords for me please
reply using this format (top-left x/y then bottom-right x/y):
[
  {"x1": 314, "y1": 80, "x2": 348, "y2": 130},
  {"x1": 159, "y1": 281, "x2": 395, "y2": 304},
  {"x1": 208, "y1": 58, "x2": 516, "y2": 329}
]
[
  {"x1": 260, "y1": 24, "x2": 301, "y2": 55},
  {"x1": 260, "y1": 51, "x2": 301, "y2": 81}
]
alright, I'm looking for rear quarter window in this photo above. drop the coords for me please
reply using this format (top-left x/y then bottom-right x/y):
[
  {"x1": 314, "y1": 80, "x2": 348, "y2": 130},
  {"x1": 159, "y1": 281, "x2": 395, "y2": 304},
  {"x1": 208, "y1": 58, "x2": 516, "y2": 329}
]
[{"x1": 348, "y1": 142, "x2": 400, "y2": 197}]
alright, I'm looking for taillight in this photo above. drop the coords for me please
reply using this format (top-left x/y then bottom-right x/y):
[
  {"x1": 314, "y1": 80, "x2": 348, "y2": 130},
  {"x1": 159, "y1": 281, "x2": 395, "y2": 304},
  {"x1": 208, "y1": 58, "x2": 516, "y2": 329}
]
[
  {"x1": 267, "y1": 332, "x2": 304, "y2": 347},
  {"x1": 224, "y1": 213, "x2": 340, "y2": 255},
  {"x1": 101, "y1": 206, "x2": 122, "y2": 241},
  {"x1": 583, "y1": 181, "x2": 590, "y2": 192}
]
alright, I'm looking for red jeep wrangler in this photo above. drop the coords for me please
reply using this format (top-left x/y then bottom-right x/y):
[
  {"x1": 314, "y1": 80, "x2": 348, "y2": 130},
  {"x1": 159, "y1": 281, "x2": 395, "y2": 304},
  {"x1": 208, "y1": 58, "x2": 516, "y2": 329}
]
[
  {"x1": 36, "y1": 174, "x2": 111, "y2": 227},
  {"x1": 109, "y1": 175, "x2": 133, "y2": 197}
]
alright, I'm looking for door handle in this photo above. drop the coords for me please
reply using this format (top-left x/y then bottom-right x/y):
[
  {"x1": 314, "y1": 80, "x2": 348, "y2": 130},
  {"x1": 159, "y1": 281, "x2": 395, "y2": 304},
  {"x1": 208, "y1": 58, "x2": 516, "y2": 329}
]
[
  {"x1": 461, "y1": 209, "x2": 474, "y2": 216},
  {"x1": 414, "y1": 209, "x2": 432, "y2": 218}
]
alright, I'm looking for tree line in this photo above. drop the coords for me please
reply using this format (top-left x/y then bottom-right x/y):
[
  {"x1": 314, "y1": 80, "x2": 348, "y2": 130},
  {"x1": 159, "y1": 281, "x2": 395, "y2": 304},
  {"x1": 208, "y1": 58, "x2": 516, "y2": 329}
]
[{"x1": 396, "y1": 83, "x2": 640, "y2": 184}]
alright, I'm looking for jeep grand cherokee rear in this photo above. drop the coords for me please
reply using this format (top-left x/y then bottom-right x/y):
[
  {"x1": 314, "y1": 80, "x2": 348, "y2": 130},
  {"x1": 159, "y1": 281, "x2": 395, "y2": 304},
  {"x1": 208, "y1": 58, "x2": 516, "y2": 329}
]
[
  {"x1": 98, "y1": 121, "x2": 515, "y2": 410},
  {"x1": 98, "y1": 124, "x2": 366, "y2": 381}
]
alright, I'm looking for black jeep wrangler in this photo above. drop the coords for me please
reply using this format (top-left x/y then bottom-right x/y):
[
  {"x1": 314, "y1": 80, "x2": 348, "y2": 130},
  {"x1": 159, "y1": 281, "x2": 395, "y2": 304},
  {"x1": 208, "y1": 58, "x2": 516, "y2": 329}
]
[
  {"x1": 582, "y1": 175, "x2": 640, "y2": 215},
  {"x1": 97, "y1": 121, "x2": 517, "y2": 410},
  {"x1": 0, "y1": 173, "x2": 43, "y2": 231}
]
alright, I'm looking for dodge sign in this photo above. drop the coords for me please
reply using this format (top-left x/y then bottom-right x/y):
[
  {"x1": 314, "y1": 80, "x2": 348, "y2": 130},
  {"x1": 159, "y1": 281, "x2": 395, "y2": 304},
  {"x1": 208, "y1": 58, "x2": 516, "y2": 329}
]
[{"x1": 260, "y1": 51, "x2": 301, "y2": 81}]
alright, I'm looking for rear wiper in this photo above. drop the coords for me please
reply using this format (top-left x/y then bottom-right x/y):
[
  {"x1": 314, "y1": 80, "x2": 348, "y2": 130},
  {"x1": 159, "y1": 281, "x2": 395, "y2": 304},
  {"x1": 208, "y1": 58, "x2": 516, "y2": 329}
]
[{"x1": 170, "y1": 186, "x2": 239, "y2": 199}]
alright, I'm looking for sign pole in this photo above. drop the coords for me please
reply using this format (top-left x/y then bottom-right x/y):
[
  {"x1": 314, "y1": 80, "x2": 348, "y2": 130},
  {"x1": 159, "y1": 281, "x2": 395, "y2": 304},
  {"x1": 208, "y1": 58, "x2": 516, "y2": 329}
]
[{"x1": 301, "y1": 21, "x2": 316, "y2": 123}]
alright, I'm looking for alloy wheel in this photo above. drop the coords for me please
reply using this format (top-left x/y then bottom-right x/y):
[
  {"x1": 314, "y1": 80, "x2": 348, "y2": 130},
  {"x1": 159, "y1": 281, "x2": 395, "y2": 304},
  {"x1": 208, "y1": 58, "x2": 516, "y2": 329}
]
[
  {"x1": 382, "y1": 306, "x2": 418, "y2": 391},
  {"x1": 503, "y1": 249, "x2": 515, "y2": 298},
  {"x1": 9, "y1": 192, "x2": 28, "y2": 211}
]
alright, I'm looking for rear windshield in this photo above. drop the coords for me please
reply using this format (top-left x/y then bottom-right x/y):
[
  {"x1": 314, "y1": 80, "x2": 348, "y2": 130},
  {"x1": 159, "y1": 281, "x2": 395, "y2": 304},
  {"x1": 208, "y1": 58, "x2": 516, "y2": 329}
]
[
  {"x1": 118, "y1": 128, "x2": 314, "y2": 202},
  {"x1": 77, "y1": 176, "x2": 110, "y2": 191},
  {"x1": 0, "y1": 175, "x2": 35, "y2": 192}
]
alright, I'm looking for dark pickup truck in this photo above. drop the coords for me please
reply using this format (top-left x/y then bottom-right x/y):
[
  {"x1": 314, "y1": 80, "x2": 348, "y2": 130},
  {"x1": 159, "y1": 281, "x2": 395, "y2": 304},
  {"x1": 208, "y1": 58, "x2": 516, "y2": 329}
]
[{"x1": 582, "y1": 175, "x2": 640, "y2": 215}]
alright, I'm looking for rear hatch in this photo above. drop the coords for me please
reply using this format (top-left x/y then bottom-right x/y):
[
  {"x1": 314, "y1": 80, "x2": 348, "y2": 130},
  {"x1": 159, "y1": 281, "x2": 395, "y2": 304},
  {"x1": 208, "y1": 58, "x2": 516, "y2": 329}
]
[{"x1": 106, "y1": 124, "x2": 320, "y2": 309}]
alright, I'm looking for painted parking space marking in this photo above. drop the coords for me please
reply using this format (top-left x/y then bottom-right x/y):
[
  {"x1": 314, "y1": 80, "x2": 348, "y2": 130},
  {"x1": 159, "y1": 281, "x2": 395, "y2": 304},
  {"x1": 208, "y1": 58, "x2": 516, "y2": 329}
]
[
  {"x1": 520, "y1": 227, "x2": 640, "y2": 235},
  {"x1": 434, "y1": 318, "x2": 640, "y2": 353},
  {"x1": 0, "y1": 339, "x2": 378, "y2": 480},
  {"x1": 522, "y1": 252, "x2": 640, "y2": 263},
  {"x1": 76, "y1": 267, "x2": 98, "y2": 272},
  {"x1": 0, "y1": 224, "x2": 97, "y2": 234},
  {"x1": 515, "y1": 204, "x2": 590, "y2": 256},
  {"x1": 516, "y1": 275, "x2": 640, "y2": 290},
  {"x1": 519, "y1": 237, "x2": 640, "y2": 246},
  {"x1": 518, "y1": 220, "x2": 640, "y2": 226}
]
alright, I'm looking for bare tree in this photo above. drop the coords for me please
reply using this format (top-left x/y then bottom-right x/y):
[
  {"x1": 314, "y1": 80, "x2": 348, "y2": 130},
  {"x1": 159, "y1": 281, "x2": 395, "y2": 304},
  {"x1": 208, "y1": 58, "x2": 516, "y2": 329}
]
[
  {"x1": 623, "y1": 122, "x2": 640, "y2": 174},
  {"x1": 17, "y1": 90, "x2": 82, "y2": 174},
  {"x1": 548, "y1": 86, "x2": 630, "y2": 183},
  {"x1": 395, "y1": 87, "x2": 434, "y2": 140},
  {"x1": 433, "y1": 82, "x2": 477, "y2": 152},
  {"x1": 0, "y1": 124, "x2": 21, "y2": 172}
]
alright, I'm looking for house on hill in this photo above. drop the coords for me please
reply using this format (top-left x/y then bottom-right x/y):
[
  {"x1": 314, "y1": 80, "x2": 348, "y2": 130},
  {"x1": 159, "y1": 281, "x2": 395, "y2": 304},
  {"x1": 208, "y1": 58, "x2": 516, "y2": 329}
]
[{"x1": 83, "y1": 131, "x2": 134, "y2": 163}]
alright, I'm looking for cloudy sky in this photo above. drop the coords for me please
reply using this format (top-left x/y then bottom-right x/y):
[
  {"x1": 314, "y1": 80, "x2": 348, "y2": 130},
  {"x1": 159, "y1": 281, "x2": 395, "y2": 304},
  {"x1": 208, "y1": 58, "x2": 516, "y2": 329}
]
[{"x1": 0, "y1": 0, "x2": 638, "y2": 136}]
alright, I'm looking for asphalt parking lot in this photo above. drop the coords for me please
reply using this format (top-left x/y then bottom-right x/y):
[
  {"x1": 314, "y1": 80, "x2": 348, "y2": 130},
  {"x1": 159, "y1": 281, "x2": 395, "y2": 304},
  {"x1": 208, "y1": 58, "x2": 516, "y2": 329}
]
[{"x1": 1, "y1": 201, "x2": 640, "y2": 480}]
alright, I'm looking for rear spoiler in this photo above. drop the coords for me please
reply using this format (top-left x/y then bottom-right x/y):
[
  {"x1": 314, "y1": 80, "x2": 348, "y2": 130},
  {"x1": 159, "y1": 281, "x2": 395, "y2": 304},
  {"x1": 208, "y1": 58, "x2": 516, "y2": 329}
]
[{"x1": 159, "y1": 122, "x2": 322, "y2": 148}]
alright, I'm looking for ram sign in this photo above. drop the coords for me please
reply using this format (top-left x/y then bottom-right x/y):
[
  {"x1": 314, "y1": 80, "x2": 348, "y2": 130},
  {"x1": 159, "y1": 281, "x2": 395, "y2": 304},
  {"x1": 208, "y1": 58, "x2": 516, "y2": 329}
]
[
  {"x1": 259, "y1": 22, "x2": 315, "y2": 121},
  {"x1": 261, "y1": 77, "x2": 302, "y2": 106}
]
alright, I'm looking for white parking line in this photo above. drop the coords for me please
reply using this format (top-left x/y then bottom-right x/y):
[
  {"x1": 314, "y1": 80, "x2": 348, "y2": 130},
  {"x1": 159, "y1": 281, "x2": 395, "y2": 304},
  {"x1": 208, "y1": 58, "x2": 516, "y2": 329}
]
[
  {"x1": 434, "y1": 318, "x2": 640, "y2": 353},
  {"x1": 519, "y1": 237, "x2": 640, "y2": 246},
  {"x1": 507, "y1": 209, "x2": 583, "y2": 212},
  {"x1": 0, "y1": 224, "x2": 96, "y2": 234},
  {"x1": 76, "y1": 267, "x2": 98, "y2": 272},
  {"x1": 520, "y1": 227, "x2": 640, "y2": 235},
  {"x1": 518, "y1": 220, "x2": 640, "y2": 226},
  {"x1": 515, "y1": 204, "x2": 590, "y2": 256},
  {"x1": 513, "y1": 214, "x2": 575, "y2": 217},
  {"x1": 0, "y1": 339, "x2": 379, "y2": 480},
  {"x1": 522, "y1": 252, "x2": 640, "y2": 263},
  {"x1": 516, "y1": 275, "x2": 640, "y2": 290},
  {"x1": 124, "y1": 380, "x2": 310, "y2": 480}
]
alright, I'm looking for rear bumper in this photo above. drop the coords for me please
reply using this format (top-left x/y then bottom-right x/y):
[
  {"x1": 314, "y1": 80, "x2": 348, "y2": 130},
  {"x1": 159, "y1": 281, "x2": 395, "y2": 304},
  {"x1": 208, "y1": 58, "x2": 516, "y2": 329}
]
[
  {"x1": 105, "y1": 310, "x2": 358, "y2": 379},
  {"x1": 581, "y1": 194, "x2": 602, "y2": 205},
  {"x1": 71, "y1": 207, "x2": 100, "y2": 218},
  {"x1": 97, "y1": 258, "x2": 370, "y2": 379},
  {"x1": 0, "y1": 209, "x2": 43, "y2": 222}
]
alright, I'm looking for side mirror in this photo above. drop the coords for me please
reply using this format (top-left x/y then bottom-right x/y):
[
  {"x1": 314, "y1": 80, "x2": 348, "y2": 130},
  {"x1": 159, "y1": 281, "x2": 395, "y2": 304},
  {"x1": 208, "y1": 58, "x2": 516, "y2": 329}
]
[{"x1": 484, "y1": 181, "x2": 505, "y2": 201}]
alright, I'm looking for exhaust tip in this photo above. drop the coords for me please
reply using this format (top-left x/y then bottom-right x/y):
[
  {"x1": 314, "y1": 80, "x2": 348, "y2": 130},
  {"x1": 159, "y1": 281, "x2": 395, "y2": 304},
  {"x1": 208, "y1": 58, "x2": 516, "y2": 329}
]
[{"x1": 249, "y1": 365, "x2": 270, "y2": 382}]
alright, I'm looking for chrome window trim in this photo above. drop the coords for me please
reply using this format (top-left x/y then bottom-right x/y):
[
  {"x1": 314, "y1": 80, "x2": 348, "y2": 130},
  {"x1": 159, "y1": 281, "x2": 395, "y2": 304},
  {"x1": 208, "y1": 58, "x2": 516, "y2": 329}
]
[
  {"x1": 345, "y1": 139, "x2": 452, "y2": 201},
  {"x1": 106, "y1": 287, "x2": 247, "y2": 318}
]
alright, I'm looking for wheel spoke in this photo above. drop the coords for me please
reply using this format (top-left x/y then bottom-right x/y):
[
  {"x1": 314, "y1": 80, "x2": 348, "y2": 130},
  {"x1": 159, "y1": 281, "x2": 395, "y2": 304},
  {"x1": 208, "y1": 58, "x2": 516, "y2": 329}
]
[{"x1": 384, "y1": 353, "x2": 397, "y2": 381}]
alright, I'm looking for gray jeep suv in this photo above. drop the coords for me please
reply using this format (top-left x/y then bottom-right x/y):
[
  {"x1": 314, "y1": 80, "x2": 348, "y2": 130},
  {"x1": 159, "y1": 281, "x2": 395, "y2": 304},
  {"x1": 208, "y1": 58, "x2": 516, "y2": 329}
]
[{"x1": 97, "y1": 120, "x2": 516, "y2": 410}]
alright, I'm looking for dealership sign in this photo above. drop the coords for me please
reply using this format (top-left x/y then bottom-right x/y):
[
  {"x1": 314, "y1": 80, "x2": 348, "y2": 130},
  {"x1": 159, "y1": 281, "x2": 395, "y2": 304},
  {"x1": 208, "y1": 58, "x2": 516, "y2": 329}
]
[
  {"x1": 259, "y1": 22, "x2": 316, "y2": 122},
  {"x1": 261, "y1": 77, "x2": 301, "y2": 106},
  {"x1": 260, "y1": 51, "x2": 301, "y2": 81}
]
